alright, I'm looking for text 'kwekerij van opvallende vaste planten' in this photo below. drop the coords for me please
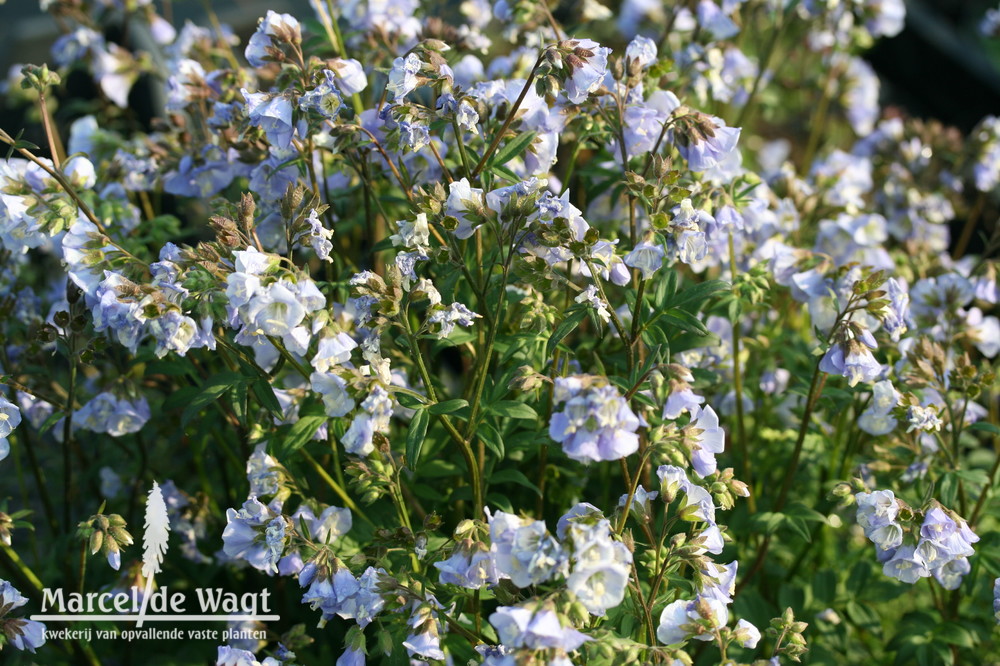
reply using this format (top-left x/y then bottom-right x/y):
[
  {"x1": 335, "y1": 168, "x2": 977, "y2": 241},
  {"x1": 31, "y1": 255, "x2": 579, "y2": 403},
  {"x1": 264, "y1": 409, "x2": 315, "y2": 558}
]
[{"x1": 0, "y1": 0, "x2": 998, "y2": 663}]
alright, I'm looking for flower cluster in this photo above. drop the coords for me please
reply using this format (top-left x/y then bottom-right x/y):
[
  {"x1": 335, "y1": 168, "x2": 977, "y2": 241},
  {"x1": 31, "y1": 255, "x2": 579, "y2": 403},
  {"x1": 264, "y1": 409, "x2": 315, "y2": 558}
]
[
  {"x1": 549, "y1": 376, "x2": 642, "y2": 463},
  {"x1": 856, "y1": 491, "x2": 979, "y2": 589}
]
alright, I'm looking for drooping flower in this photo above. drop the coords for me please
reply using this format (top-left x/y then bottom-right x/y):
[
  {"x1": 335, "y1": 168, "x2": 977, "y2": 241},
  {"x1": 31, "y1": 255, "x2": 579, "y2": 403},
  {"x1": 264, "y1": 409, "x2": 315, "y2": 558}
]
[
  {"x1": 686, "y1": 404, "x2": 725, "y2": 478},
  {"x1": 563, "y1": 39, "x2": 611, "y2": 104},
  {"x1": 221, "y1": 497, "x2": 285, "y2": 573},
  {"x1": 242, "y1": 90, "x2": 295, "y2": 150},
  {"x1": 245, "y1": 11, "x2": 301, "y2": 68},
  {"x1": 674, "y1": 111, "x2": 741, "y2": 171},
  {"x1": 625, "y1": 35, "x2": 658, "y2": 69},
  {"x1": 624, "y1": 239, "x2": 665, "y2": 280},
  {"x1": 858, "y1": 379, "x2": 900, "y2": 436},
  {"x1": 0, "y1": 579, "x2": 45, "y2": 652},
  {"x1": 656, "y1": 596, "x2": 728, "y2": 646},
  {"x1": 560, "y1": 507, "x2": 632, "y2": 616},
  {"x1": 0, "y1": 396, "x2": 22, "y2": 439},
  {"x1": 387, "y1": 53, "x2": 423, "y2": 101}
]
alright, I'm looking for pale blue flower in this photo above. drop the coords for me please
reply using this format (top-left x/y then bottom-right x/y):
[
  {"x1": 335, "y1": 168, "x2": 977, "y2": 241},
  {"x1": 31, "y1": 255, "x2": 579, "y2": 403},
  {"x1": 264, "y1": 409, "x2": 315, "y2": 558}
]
[
  {"x1": 446, "y1": 178, "x2": 484, "y2": 239},
  {"x1": 488, "y1": 509, "x2": 565, "y2": 587},
  {"x1": 676, "y1": 117, "x2": 740, "y2": 172},
  {"x1": 330, "y1": 58, "x2": 368, "y2": 95},
  {"x1": 428, "y1": 302, "x2": 481, "y2": 338},
  {"x1": 549, "y1": 377, "x2": 641, "y2": 463},
  {"x1": 883, "y1": 545, "x2": 929, "y2": 583},
  {"x1": 575, "y1": 285, "x2": 611, "y2": 323},
  {"x1": 243, "y1": 90, "x2": 295, "y2": 150},
  {"x1": 222, "y1": 497, "x2": 282, "y2": 573},
  {"x1": 336, "y1": 647, "x2": 365, "y2": 666},
  {"x1": 312, "y1": 333, "x2": 357, "y2": 373},
  {"x1": 905, "y1": 405, "x2": 942, "y2": 433},
  {"x1": 387, "y1": 53, "x2": 422, "y2": 101},
  {"x1": 688, "y1": 404, "x2": 725, "y2": 477},
  {"x1": 0, "y1": 395, "x2": 22, "y2": 438},
  {"x1": 565, "y1": 39, "x2": 611, "y2": 104},
  {"x1": 0, "y1": 579, "x2": 45, "y2": 652},
  {"x1": 993, "y1": 578, "x2": 1000, "y2": 623},
  {"x1": 626, "y1": 35, "x2": 658, "y2": 69},
  {"x1": 489, "y1": 606, "x2": 591, "y2": 651},
  {"x1": 858, "y1": 379, "x2": 899, "y2": 436},
  {"x1": 697, "y1": 0, "x2": 739, "y2": 40},
  {"x1": 656, "y1": 596, "x2": 728, "y2": 646},
  {"x1": 299, "y1": 70, "x2": 343, "y2": 119},
  {"x1": 624, "y1": 240, "x2": 665, "y2": 280},
  {"x1": 245, "y1": 11, "x2": 300, "y2": 68},
  {"x1": 434, "y1": 539, "x2": 498, "y2": 589}
]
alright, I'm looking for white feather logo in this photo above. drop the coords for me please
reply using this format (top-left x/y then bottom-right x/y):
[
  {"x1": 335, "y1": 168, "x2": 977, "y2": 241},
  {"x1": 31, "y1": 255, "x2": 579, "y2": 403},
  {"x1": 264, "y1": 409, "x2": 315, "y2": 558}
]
[{"x1": 136, "y1": 481, "x2": 170, "y2": 627}]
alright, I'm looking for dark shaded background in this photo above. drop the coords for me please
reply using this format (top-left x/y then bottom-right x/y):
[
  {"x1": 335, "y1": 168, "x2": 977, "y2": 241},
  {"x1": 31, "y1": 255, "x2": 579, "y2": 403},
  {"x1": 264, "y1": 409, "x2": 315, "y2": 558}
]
[{"x1": 2, "y1": 0, "x2": 1000, "y2": 129}]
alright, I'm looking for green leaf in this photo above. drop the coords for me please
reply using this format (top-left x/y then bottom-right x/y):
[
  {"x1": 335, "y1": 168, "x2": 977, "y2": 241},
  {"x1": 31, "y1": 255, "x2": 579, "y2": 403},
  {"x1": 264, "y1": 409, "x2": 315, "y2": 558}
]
[
  {"x1": 968, "y1": 421, "x2": 1000, "y2": 436},
  {"x1": 489, "y1": 163, "x2": 520, "y2": 183},
  {"x1": 406, "y1": 408, "x2": 430, "y2": 471},
  {"x1": 280, "y1": 415, "x2": 328, "y2": 457},
  {"x1": 477, "y1": 422, "x2": 504, "y2": 459},
  {"x1": 396, "y1": 392, "x2": 426, "y2": 410},
  {"x1": 784, "y1": 516, "x2": 813, "y2": 543},
  {"x1": 420, "y1": 460, "x2": 461, "y2": 477},
  {"x1": 812, "y1": 569, "x2": 837, "y2": 606},
  {"x1": 933, "y1": 622, "x2": 975, "y2": 648},
  {"x1": 182, "y1": 371, "x2": 246, "y2": 425},
  {"x1": 655, "y1": 309, "x2": 709, "y2": 336},
  {"x1": 750, "y1": 512, "x2": 784, "y2": 535},
  {"x1": 665, "y1": 279, "x2": 730, "y2": 311},
  {"x1": 37, "y1": 409, "x2": 65, "y2": 436},
  {"x1": 655, "y1": 268, "x2": 678, "y2": 308},
  {"x1": 490, "y1": 131, "x2": 536, "y2": 167},
  {"x1": 251, "y1": 378, "x2": 284, "y2": 419},
  {"x1": 547, "y1": 308, "x2": 587, "y2": 356},
  {"x1": 785, "y1": 502, "x2": 829, "y2": 523},
  {"x1": 846, "y1": 560, "x2": 871, "y2": 596},
  {"x1": 845, "y1": 600, "x2": 880, "y2": 629},
  {"x1": 485, "y1": 492, "x2": 514, "y2": 514},
  {"x1": 642, "y1": 322, "x2": 670, "y2": 348},
  {"x1": 489, "y1": 468, "x2": 542, "y2": 496},
  {"x1": 486, "y1": 400, "x2": 538, "y2": 420},
  {"x1": 428, "y1": 399, "x2": 469, "y2": 415},
  {"x1": 162, "y1": 385, "x2": 201, "y2": 412}
]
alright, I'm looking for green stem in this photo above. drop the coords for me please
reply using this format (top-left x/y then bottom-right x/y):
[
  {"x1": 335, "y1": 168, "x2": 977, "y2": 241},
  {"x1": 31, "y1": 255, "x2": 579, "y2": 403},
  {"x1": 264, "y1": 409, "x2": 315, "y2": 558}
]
[
  {"x1": 267, "y1": 336, "x2": 313, "y2": 379},
  {"x1": 739, "y1": 351, "x2": 831, "y2": 594},
  {"x1": 728, "y1": 232, "x2": 753, "y2": 512},
  {"x1": 0, "y1": 129, "x2": 145, "y2": 265},
  {"x1": 952, "y1": 191, "x2": 986, "y2": 260},
  {"x1": 775, "y1": 360, "x2": 825, "y2": 512},
  {"x1": 470, "y1": 53, "x2": 546, "y2": 179},
  {"x1": 802, "y1": 62, "x2": 839, "y2": 170},
  {"x1": 0, "y1": 543, "x2": 44, "y2": 591},
  {"x1": 452, "y1": 119, "x2": 475, "y2": 180},
  {"x1": 734, "y1": 2, "x2": 790, "y2": 128},
  {"x1": 62, "y1": 358, "x2": 77, "y2": 529},
  {"x1": 300, "y1": 449, "x2": 373, "y2": 526},
  {"x1": 400, "y1": 309, "x2": 483, "y2": 515},
  {"x1": 585, "y1": 260, "x2": 636, "y2": 371},
  {"x1": 78, "y1": 540, "x2": 87, "y2": 596},
  {"x1": 969, "y1": 440, "x2": 1000, "y2": 526},
  {"x1": 38, "y1": 90, "x2": 65, "y2": 167}
]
